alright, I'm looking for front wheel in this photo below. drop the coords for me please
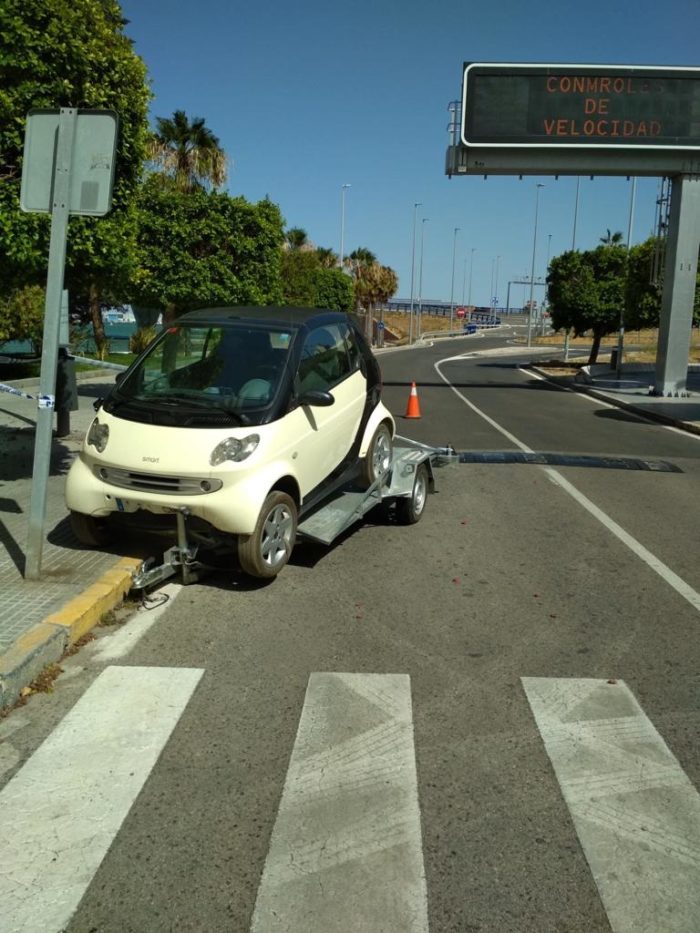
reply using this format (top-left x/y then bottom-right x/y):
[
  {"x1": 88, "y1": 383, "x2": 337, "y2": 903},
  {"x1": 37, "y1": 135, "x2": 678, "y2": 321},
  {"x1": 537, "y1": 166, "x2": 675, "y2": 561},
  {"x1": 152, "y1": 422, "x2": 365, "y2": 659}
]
[
  {"x1": 237, "y1": 491, "x2": 297, "y2": 579},
  {"x1": 395, "y1": 463, "x2": 429, "y2": 525},
  {"x1": 360, "y1": 423, "x2": 393, "y2": 488},
  {"x1": 70, "y1": 510, "x2": 112, "y2": 547}
]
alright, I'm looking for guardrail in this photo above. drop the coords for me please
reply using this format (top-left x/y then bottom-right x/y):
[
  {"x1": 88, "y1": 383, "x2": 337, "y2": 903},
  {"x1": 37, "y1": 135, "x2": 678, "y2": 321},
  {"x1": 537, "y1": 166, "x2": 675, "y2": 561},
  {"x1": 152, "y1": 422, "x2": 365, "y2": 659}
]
[{"x1": 418, "y1": 323, "x2": 505, "y2": 341}]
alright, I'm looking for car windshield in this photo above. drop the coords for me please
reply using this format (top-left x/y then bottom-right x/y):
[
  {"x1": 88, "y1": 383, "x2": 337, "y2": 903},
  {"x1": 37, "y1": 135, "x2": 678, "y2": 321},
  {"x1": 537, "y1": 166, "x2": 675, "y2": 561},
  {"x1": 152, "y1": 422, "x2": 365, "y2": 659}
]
[{"x1": 116, "y1": 323, "x2": 293, "y2": 420}]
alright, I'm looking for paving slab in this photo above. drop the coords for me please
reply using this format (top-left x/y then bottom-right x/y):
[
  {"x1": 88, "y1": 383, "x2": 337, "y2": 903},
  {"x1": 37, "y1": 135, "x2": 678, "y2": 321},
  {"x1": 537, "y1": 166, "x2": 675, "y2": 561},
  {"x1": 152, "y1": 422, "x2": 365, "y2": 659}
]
[{"x1": 0, "y1": 371, "x2": 148, "y2": 708}]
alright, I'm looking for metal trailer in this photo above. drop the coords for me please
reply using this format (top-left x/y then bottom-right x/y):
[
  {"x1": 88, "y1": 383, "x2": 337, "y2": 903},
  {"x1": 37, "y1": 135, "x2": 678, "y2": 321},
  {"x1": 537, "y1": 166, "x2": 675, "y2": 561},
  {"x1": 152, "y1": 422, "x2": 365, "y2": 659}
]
[{"x1": 130, "y1": 439, "x2": 457, "y2": 592}]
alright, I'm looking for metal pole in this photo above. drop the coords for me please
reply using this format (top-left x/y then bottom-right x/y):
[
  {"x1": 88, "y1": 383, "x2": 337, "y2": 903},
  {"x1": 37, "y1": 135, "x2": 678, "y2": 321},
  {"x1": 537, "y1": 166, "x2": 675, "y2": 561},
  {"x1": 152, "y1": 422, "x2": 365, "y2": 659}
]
[
  {"x1": 541, "y1": 236, "x2": 551, "y2": 336},
  {"x1": 25, "y1": 107, "x2": 77, "y2": 579},
  {"x1": 408, "y1": 202, "x2": 421, "y2": 344},
  {"x1": 572, "y1": 177, "x2": 580, "y2": 250},
  {"x1": 449, "y1": 226, "x2": 459, "y2": 332},
  {"x1": 616, "y1": 177, "x2": 637, "y2": 378},
  {"x1": 494, "y1": 255, "x2": 501, "y2": 321},
  {"x1": 417, "y1": 218, "x2": 428, "y2": 340},
  {"x1": 468, "y1": 248, "x2": 475, "y2": 305},
  {"x1": 527, "y1": 183, "x2": 545, "y2": 349},
  {"x1": 339, "y1": 183, "x2": 350, "y2": 268},
  {"x1": 461, "y1": 254, "x2": 468, "y2": 305},
  {"x1": 506, "y1": 281, "x2": 511, "y2": 315}
]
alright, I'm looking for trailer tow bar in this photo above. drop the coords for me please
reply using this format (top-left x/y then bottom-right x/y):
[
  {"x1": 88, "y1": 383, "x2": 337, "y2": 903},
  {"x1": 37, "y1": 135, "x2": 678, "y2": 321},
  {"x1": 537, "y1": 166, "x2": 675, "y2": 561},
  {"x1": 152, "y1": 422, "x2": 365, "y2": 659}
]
[{"x1": 130, "y1": 508, "x2": 205, "y2": 592}]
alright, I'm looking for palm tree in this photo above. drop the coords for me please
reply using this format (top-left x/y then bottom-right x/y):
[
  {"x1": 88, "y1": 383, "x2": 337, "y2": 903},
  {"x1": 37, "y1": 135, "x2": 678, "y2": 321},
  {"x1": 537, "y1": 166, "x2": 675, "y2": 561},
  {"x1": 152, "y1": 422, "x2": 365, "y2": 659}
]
[
  {"x1": 315, "y1": 247, "x2": 339, "y2": 268},
  {"x1": 285, "y1": 227, "x2": 310, "y2": 250},
  {"x1": 148, "y1": 110, "x2": 227, "y2": 191},
  {"x1": 600, "y1": 229, "x2": 624, "y2": 245}
]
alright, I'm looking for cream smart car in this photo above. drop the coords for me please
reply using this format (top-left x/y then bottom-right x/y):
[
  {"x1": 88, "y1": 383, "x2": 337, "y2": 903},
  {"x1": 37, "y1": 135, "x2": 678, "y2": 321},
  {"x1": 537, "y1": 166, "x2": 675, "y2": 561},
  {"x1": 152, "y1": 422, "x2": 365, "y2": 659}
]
[{"x1": 65, "y1": 307, "x2": 396, "y2": 578}]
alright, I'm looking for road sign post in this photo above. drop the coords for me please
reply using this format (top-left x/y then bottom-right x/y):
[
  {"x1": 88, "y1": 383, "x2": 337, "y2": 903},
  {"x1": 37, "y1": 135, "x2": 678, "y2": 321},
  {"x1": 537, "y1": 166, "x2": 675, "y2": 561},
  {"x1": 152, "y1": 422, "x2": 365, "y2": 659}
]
[
  {"x1": 25, "y1": 108, "x2": 77, "y2": 580},
  {"x1": 22, "y1": 108, "x2": 117, "y2": 579}
]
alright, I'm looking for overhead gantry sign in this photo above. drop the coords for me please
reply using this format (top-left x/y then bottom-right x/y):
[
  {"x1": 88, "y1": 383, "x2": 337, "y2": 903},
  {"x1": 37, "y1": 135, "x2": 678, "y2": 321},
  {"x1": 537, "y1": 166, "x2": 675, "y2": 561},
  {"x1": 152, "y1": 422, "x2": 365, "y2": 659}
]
[
  {"x1": 445, "y1": 62, "x2": 700, "y2": 397},
  {"x1": 448, "y1": 63, "x2": 700, "y2": 176}
]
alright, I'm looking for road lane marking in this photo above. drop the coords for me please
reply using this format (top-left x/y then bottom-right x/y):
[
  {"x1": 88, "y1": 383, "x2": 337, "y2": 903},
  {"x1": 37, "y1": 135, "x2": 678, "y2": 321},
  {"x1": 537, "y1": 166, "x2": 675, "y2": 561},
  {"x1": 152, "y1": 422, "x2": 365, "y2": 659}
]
[
  {"x1": 436, "y1": 356, "x2": 700, "y2": 614},
  {"x1": 522, "y1": 678, "x2": 700, "y2": 933},
  {"x1": 249, "y1": 672, "x2": 428, "y2": 933},
  {"x1": 0, "y1": 665, "x2": 204, "y2": 933},
  {"x1": 522, "y1": 365, "x2": 700, "y2": 439},
  {"x1": 92, "y1": 582, "x2": 182, "y2": 662}
]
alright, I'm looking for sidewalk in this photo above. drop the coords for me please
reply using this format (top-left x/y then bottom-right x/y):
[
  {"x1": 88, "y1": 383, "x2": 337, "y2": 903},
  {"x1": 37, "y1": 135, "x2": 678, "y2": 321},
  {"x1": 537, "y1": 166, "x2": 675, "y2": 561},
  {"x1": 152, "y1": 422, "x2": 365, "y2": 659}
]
[
  {"x1": 0, "y1": 371, "x2": 149, "y2": 709},
  {"x1": 2, "y1": 358, "x2": 700, "y2": 710}
]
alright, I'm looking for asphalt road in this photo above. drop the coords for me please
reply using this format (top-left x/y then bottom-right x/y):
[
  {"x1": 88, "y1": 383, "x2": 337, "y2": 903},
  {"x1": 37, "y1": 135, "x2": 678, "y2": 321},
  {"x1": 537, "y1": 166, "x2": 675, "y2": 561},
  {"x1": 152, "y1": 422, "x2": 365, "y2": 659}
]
[{"x1": 2, "y1": 330, "x2": 700, "y2": 933}]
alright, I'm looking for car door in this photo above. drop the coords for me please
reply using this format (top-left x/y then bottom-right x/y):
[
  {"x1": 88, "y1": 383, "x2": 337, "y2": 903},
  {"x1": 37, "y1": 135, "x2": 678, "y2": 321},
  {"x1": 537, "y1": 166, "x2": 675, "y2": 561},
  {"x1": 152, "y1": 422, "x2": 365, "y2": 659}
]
[{"x1": 286, "y1": 322, "x2": 366, "y2": 496}]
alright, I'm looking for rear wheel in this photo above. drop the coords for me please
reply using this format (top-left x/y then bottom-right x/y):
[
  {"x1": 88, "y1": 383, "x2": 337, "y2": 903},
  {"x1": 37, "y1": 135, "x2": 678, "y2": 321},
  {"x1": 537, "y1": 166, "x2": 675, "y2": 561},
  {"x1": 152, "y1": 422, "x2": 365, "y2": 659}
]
[
  {"x1": 395, "y1": 463, "x2": 429, "y2": 525},
  {"x1": 237, "y1": 491, "x2": 297, "y2": 579},
  {"x1": 70, "y1": 510, "x2": 112, "y2": 547},
  {"x1": 360, "y1": 422, "x2": 393, "y2": 487}
]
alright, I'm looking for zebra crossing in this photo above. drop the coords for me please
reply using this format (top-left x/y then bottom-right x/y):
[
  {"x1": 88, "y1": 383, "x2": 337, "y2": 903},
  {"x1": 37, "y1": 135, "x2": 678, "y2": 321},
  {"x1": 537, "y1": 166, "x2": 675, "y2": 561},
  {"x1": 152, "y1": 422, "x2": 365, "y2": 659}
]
[{"x1": 1, "y1": 667, "x2": 699, "y2": 932}]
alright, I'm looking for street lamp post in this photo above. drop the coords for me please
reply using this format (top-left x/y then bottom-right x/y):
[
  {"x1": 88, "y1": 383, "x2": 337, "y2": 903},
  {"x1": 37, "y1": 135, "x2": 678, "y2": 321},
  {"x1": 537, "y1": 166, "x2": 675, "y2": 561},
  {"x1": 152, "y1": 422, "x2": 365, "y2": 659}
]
[
  {"x1": 417, "y1": 218, "x2": 429, "y2": 340},
  {"x1": 409, "y1": 202, "x2": 421, "y2": 344},
  {"x1": 541, "y1": 234, "x2": 552, "y2": 335},
  {"x1": 468, "y1": 248, "x2": 476, "y2": 306},
  {"x1": 339, "y1": 183, "x2": 351, "y2": 268},
  {"x1": 527, "y1": 183, "x2": 545, "y2": 348},
  {"x1": 449, "y1": 226, "x2": 460, "y2": 331},
  {"x1": 494, "y1": 255, "x2": 501, "y2": 321}
]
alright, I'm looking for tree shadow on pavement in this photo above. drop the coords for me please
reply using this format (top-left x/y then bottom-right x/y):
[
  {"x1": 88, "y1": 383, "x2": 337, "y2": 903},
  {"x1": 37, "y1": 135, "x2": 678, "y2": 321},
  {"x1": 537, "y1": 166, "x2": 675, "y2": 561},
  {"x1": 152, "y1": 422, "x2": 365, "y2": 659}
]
[{"x1": 0, "y1": 426, "x2": 74, "y2": 481}]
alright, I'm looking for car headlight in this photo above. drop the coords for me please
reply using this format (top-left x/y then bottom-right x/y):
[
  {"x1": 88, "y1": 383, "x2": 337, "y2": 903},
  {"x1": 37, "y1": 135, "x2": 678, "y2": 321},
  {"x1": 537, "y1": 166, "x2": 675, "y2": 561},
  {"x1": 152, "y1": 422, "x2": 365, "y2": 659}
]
[
  {"x1": 87, "y1": 418, "x2": 109, "y2": 453},
  {"x1": 210, "y1": 434, "x2": 260, "y2": 466}
]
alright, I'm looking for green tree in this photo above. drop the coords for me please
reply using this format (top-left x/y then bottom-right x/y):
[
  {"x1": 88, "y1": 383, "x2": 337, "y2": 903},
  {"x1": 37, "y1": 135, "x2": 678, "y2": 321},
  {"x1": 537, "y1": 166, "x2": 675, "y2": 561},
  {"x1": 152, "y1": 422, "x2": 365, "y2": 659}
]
[
  {"x1": 0, "y1": 285, "x2": 45, "y2": 350},
  {"x1": 0, "y1": 0, "x2": 151, "y2": 347},
  {"x1": 280, "y1": 249, "x2": 354, "y2": 312},
  {"x1": 313, "y1": 267, "x2": 354, "y2": 312},
  {"x1": 148, "y1": 110, "x2": 227, "y2": 192},
  {"x1": 285, "y1": 227, "x2": 310, "y2": 250},
  {"x1": 131, "y1": 175, "x2": 284, "y2": 318},
  {"x1": 548, "y1": 246, "x2": 627, "y2": 363}
]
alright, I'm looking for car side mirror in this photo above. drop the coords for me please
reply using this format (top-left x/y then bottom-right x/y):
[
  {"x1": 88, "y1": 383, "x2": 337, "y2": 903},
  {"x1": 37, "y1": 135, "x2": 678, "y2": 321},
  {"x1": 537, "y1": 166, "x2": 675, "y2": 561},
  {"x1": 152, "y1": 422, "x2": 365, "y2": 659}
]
[
  {"x1": 115, "y1": 371, "x2": 126, "y2": 385},
  {"x1": 297, "y1": 390, "x2": 334, "y2": 407}
]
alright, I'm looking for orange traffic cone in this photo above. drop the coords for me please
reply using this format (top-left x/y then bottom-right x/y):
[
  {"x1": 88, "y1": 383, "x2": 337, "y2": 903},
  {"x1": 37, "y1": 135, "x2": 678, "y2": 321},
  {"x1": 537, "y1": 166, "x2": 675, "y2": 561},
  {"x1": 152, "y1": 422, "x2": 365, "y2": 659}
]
[{"x1": 405, "y1": 381, "x2": 421, "y2": 419}]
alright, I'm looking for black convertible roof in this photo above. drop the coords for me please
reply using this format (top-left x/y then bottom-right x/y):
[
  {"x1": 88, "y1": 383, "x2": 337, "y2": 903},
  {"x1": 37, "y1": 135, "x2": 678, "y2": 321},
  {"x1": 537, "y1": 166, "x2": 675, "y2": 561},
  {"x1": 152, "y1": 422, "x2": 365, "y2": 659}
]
[{"x1": 178, "y1": 306, "x2": 347, "y2": 328}]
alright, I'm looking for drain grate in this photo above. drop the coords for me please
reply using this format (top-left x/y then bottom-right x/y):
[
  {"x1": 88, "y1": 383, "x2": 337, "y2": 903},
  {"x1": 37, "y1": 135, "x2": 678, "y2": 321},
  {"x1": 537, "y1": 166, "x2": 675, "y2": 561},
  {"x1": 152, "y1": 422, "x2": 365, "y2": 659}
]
[{"x1": 457, "y1": 451, "x2": 682, "y2": 472}]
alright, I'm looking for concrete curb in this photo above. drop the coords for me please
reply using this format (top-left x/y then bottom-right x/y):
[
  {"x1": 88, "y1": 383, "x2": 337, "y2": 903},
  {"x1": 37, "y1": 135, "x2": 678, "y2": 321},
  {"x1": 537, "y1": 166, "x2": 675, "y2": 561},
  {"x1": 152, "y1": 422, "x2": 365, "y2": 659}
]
[
  {"x1": 529, "y1": 365, "x2": 700, "y2": 438},
  {"x1": 0, "y1": 556, "x2": 142, "y2": 710}
]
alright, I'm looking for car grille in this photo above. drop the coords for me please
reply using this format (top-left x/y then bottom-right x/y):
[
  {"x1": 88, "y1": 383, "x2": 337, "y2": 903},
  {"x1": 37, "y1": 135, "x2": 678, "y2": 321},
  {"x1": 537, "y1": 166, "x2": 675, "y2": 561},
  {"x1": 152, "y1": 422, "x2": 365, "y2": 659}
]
[{"x1": 92, "y1": 465, "x2": 222, "y2": 496}]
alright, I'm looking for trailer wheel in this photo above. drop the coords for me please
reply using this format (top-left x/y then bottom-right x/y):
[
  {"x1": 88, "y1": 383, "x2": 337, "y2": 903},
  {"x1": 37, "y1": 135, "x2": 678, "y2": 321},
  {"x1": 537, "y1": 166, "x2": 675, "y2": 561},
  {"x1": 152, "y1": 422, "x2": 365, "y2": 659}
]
[
  {"x1": 70, "y1": 510, "x2": 112, "y2": 547},
  {"x1": 238, "y1": 491, "x2": 297, "y2": 579},
  {"x1": 360, "y1": 422, "x2": 393, "y2": 487},
  {"x1": 395, "y1": 463, "x2": 429, "y2": 525}
]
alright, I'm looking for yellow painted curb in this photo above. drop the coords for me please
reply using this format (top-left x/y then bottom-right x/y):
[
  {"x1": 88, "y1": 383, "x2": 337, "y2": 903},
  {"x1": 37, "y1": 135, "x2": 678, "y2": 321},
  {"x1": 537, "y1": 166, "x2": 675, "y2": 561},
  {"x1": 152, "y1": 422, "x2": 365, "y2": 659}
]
[
  {"x1": 43, "y1": 556, "x2": 143, "y2": 645},
  {"x1": 0, "y1": 623, "x2": 61, "y2": 676}
]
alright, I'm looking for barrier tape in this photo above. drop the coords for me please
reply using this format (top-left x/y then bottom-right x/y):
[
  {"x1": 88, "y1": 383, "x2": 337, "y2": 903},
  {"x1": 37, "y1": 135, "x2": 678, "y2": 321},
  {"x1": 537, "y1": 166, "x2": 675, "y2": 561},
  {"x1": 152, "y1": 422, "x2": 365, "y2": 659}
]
[{"x1": 0, "y1": 382, "x2": 55, "y2": 408}]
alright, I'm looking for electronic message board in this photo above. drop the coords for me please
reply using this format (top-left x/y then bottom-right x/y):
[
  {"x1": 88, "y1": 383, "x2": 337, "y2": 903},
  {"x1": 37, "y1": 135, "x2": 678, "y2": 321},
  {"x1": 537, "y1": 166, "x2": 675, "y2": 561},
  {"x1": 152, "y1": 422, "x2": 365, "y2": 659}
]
[{"x1": 461, "y1": 64, "x2": 700, "y2": 149}]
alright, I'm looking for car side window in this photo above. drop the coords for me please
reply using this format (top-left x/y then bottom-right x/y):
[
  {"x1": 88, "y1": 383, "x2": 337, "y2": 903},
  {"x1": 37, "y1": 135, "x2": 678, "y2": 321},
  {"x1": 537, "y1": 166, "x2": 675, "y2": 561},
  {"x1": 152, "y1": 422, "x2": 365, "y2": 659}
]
[
  {"x1": 298, "y1": 324, "x2": 351, "y2": 394},
  {"x1": 343, "y1": 323, "x2": 363, "y2": 372}
]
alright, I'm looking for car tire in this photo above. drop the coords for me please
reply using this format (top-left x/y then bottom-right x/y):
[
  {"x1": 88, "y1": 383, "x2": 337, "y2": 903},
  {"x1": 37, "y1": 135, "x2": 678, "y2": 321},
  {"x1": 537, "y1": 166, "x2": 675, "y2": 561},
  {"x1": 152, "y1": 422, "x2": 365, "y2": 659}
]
[
  {"x1": 395, "y1": 463, "x2": 429, "y2": 525},
  {"x1": 237, "y1": 491, "x2": 297, "y2": 579},
  {"x1": 360, "y1": 422, "x2": 393, "y2": 488},
  {"x1": 69, "y1": 510, "x2": 112, "y2": 547}
]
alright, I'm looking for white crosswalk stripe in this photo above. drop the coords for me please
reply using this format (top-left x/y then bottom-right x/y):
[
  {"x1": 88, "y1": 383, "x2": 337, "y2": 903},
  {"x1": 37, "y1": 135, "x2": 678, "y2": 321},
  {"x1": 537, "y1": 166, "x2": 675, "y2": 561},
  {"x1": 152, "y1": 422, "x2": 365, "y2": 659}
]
[
  {"x1": 522, "y1": 677, "x2": 700, "y2": 933},
  {"x1": 2, "y1": 669, "x2": 699, "y2": 932},
  {"x1": 0, "y1": 665, "x2": 204, "y2": 933},
  {"x1": 249, "y1": 672, "x2": 429, "y2": 933}
]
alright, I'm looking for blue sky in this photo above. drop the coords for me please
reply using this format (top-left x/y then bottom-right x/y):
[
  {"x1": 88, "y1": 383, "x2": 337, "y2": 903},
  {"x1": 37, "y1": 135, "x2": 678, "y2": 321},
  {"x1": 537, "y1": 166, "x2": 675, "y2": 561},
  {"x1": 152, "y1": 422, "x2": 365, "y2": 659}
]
[{"x1": 121, "y1": 0, "x2": 699, "y2": 307}]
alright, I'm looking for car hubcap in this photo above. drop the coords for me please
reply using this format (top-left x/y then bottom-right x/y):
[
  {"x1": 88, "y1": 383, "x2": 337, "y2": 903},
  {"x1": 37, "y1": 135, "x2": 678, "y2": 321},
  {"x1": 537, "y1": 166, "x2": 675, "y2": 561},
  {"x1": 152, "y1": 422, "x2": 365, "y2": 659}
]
[
  {"x1": 372, "y1": 432, "x2": 391, "y2": 478},
  {"x1": 260, "y1": 504, "x2": 294, "y2": 568}
]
